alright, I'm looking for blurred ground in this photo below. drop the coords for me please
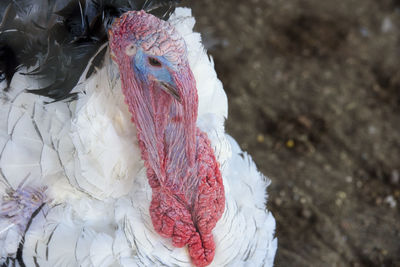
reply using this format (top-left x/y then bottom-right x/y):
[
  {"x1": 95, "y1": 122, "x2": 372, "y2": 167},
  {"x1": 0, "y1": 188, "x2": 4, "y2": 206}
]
[{"x1": 185, "y1": 0, "x2": 400, "y2": 266}]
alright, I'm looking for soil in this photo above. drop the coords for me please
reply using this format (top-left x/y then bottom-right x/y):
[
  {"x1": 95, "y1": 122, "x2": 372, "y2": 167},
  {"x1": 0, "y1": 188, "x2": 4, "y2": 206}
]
[{"x1": 185, "y1": 0, "x2": 400, "y2": 266}]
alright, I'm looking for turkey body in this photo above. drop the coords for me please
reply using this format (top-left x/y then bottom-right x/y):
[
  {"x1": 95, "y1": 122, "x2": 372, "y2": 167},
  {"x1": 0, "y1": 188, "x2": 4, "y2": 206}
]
[{"x1": 0, "y1": 7, "x2": 276, "y2": 267}]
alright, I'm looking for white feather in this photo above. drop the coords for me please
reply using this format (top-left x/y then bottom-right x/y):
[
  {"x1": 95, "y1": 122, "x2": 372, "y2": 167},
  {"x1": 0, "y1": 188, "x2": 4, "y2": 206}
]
[{"x1": 0, "y1": 7, "x2": 276, "y2": 266}]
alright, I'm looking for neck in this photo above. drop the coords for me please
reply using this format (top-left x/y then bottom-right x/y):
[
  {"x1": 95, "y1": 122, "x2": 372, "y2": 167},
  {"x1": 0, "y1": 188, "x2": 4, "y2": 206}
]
[{"x1": 120, "y1": 65, "x2": 198, "y2": 190}]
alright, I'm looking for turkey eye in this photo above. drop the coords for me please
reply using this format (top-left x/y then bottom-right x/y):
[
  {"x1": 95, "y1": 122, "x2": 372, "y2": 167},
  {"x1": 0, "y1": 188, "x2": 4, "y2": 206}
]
[{"x1": 148, "y1": 57, "x2": 162, "y2": 67}]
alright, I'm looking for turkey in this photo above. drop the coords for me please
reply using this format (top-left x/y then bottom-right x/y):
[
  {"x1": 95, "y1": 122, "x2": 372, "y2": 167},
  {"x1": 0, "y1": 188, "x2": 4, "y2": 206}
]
[{"x1": 0, "y1": 1, "x2": 277, "y2": 266}]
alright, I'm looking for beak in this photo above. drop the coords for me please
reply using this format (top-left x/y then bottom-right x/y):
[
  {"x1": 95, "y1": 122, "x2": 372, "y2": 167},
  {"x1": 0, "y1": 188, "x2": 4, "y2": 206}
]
[{"x1": 158, "y1": 80, "x2": 182, "y2": 103}]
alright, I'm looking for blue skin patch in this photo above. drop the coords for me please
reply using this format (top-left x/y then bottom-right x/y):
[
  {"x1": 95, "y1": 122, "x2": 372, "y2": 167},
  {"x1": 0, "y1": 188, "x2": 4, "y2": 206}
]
[{"x1": 133, "y1": 48, "x2": 176, "y2": 87}]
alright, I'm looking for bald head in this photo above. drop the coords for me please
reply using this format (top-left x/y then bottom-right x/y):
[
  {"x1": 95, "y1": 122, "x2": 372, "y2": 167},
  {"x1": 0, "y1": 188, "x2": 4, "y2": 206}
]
[{"x1": 109, "y1": 10, "x2": 186, "y2": 68}]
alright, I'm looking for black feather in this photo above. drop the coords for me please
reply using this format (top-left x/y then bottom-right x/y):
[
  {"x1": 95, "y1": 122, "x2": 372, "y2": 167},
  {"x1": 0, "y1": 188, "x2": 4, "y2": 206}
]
[
  {"x1": 0, "y1": 1, "x2": 12, "y2": 23},
  {"x1": 0, "y1": 44, "x2": 17, "y2": 89},
  {"x1": 1, "y1": 256, "x2": 13, "y2": 267},
  {"x1": 85, "y1": 43, "x2": 108, "y2": 79},
  {"x1": 0, "y1": 0, "x2": 181, "y2": 102}
]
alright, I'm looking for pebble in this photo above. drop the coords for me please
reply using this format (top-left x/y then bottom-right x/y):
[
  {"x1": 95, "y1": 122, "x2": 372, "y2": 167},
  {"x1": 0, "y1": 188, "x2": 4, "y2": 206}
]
[
  {"x1": 337, "y1": 191, "x2": 347, "y2": 199},
  {"x1": 368, "y1": 125, "x2": 377, "y2": 135},
  {"x1": 256, "y1": 134, "x2": 265, "y2": 143},
  {"x1": 384, "y1": 195, "x2": 397, "y2": 208},
  {"x1": 381, "y1": 17, "x2": 393, "y2": 33},
  {"x1": 252, "y1": 61, "x2": 261, "y2": 70},
  {"x1": 324, "y1": 164, "x2": 332, "y2": 171},
  {"x1": 391, "y1": 170, "x2": 399, "y2": 185},
  {"x1": 286, "y1": 139, "x2": 295, "y2": 148},
  {"x1": 298, "y1": 115, "x2": 312, "y2": 129}
]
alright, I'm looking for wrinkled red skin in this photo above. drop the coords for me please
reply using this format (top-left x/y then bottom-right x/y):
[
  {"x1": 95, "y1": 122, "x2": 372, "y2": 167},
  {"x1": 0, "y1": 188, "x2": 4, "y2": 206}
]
[
  {"x1": 110, "y1": 11, "x2": 225, "y2": 267},
  {"x1": 149, "y1": 129, "x2": 225, "y2": 266}
]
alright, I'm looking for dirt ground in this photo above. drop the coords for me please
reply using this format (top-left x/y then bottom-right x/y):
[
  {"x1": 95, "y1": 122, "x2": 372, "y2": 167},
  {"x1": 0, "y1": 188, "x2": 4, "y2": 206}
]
[{"x1": 185, "y1": 0, "x2": 400, "y2": 266}]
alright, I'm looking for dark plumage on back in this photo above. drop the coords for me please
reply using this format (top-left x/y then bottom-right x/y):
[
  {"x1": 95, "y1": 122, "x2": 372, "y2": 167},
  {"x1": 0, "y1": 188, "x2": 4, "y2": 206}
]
[{"x1": 0, "y1": 0, "x2": 180, "y2": 101}]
